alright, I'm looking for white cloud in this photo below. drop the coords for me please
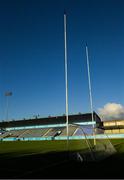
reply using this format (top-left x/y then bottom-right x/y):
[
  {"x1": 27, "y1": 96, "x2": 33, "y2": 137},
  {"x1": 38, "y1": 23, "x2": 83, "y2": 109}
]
[{"x1": 98, "y1": 103, "x2": 124, "y2": 121}]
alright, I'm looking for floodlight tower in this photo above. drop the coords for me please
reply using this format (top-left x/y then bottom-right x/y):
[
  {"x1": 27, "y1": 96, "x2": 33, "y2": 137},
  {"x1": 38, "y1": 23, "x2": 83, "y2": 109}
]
[
  {"x1": 85, "y1": 45, "x2": 96, "y2": 146},
  {"x1": 64, "y1": 12, "x2": 69, "y2": 146},
  {"x1": 5, "y1": 91, "x2": 12, "y2": 121}
]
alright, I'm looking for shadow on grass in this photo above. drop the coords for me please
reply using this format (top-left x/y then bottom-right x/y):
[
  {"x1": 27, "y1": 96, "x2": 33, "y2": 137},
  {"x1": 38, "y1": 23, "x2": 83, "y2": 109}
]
[{"x1": 0, "y1": 149, "x2": 123, "y2": 179}]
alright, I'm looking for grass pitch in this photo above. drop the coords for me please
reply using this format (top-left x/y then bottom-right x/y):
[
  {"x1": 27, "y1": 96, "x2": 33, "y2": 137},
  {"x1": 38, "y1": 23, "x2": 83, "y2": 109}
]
[
  {"x1": 0, "y1": 140, "x2": 88, "y2": 157},
  {"x1": 0, "y1": 138, "x2": 124, "y2": 178},
  {"x1": 0, "y1": 138, "x2": 123, "y2": 158}
]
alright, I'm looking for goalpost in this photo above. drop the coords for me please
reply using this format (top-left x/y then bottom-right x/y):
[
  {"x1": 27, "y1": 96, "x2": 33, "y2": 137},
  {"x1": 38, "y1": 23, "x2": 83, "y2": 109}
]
[
  {"x1": 85, "y1": 45, "x2": 96, "y2": 146},
  {"x1": 64, "y1": 12, "x2": 69, "y2": 148}
]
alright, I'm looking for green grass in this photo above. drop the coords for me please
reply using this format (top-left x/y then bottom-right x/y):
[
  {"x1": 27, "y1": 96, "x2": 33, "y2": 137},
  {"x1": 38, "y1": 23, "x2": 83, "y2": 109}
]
[
  {"x1": 110, "y1": 138, "x2": 124, "y2": 145},
  {"x1": 0, "y1": 140, "x2": 88, "y2": 156},
  {"x1": 110, "y1": 139, "x2": 124, "y2": 155},
  {"x1": 0, "y1": 138, "x2": 124, "y2": 179},
  {"x1": 0, "y1": 138, "x2": 124, "y2": 157}
]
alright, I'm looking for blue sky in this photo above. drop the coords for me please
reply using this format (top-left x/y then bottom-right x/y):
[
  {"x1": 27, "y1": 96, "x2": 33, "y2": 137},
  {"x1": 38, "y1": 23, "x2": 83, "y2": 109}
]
[{"x1": 0, "y1": 0, "x2": 124, "y2": 121}]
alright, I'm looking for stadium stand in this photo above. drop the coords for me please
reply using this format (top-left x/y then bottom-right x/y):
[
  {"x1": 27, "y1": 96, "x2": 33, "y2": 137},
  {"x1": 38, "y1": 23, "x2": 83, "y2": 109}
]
[
  {"x1": 19, "y1": 128, "x2": 50, "y2": 138},
  {"x1": 9, "y1": 129, "x2": 27, "y2": 137},
  {"x1": 0, "y1": 129, "x2": 27, "y2": 138},
  {"x1": 60, "y1": 126, "x2": 78, "y2": 136},
  {"x1": 0, "y1": 131, "x2": 10, "y2": 138},
  {"x1": 44, "y1": 127, "x2": 65, "y2": 137},
  {"x1": 103, "y1": 119, "x2": 124, "y2": 134},
  {"x1": 0, "y1": 112, "x2": 103, "y2": 141}
]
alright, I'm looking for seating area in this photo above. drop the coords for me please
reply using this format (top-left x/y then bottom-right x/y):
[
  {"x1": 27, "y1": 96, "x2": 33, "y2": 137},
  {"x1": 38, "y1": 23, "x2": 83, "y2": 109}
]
[
  {"x1": 19, "y1": 128, "x2": 50, "y2": 138},
  {"x1": 0, "y1": 125, "x2": 80, "y2": 140},
  {"x1": 9, "y1": 129, "x2": 27, "y2": 137},
  {"x1": 44, "y1": 127, "x2": 65, "y2": 137},
  {"x1": 68, "y1": 126, "x2": 78, "y2": 136},
  {"x1": 60, "y1": 126, "x2": 78, "y2": 136},
  {"x1": 0, "y1": 131, "x2": 11, "y2": 138},
  {"x1": 0, "y1": 129, "x2": 27, "y2": 138}
]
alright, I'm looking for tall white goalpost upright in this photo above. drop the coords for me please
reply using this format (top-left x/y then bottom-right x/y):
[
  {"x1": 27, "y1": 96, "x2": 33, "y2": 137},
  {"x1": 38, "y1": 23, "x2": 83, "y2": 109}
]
[
  {"x1": 85, "y1": 45, "x2": 96, "y2": 146},
  {"x1": 64, "y1": 12, "x2": 69, "y2": 143}
]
